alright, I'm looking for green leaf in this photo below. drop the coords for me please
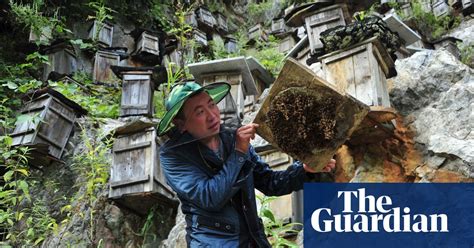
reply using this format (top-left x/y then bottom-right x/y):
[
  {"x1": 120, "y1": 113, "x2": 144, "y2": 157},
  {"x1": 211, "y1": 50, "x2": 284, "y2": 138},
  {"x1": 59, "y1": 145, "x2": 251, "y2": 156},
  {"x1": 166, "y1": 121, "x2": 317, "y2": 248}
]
[
  {"x1": 262, "y1": 209, "x2": 275, "y2": 223},
  {"x1": 14, "y1": 168, "x2": 29, "y2": 176},
  {"x1": 3, "y1": 171, "x2": 14, "y2": 182},
  {"x1": 18, "y1": 180, "x2": 31, "y2": 201},
  {"x1": 3, "y1": 81, "x2": 18, "y2": 90},
  {"x1": 15, "y1": 114, "x2": 35, "y2": 125}
]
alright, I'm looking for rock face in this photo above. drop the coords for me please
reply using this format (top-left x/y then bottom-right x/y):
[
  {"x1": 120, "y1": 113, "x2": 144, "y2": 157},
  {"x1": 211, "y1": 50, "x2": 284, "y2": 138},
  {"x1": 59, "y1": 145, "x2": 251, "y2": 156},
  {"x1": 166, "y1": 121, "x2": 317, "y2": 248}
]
[{"x1": 389, "y1": 49, "x2": 474, "y2": 179}]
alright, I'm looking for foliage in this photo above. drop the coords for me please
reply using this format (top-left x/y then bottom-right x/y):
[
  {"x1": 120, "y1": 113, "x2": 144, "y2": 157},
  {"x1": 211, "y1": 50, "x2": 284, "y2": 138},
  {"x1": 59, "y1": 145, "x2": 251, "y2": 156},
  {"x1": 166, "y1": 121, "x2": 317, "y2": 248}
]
[
  {"x1": 257, "y1": 195, "x2": 301, "y2": 248},
  {"x1": 411, "y1": 0, "x2": 460, "y2": 40},
  {"x1": 49, "y1": 72, "x2": 120, "y2": 118},
  {"x1": 87, "y1": 0, "x2": 116, "y2": 44},
  {"x1": 169, "y1": 2, "x2": 194, "y2": 69},
  {"x1": 155, "y1": 63, "x2": 184, "y2": 118},
  {"x1": 246, "y1": 35, "x2": 285, "y2": 76},
  {"x1": 247, "y1": 1, "x2": 274, "y2": 26},
  {"x1": 0, "y1": 114, "x2": 58, "y2": 246},
  {"x1": 9, "y1": 0, "x2": 70, "y2": 45},
  {"x1": 67, "y1": 124, "x2": 113, "y2": 242}
]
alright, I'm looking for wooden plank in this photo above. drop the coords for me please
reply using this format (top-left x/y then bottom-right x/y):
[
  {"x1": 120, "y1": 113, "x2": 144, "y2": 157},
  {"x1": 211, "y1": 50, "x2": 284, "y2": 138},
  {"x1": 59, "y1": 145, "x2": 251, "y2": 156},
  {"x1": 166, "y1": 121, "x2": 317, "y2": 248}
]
[
  {"x1": 110, "y1": 175, "x2": 149, "y2": 188},
  {"x1": 114, "y1": 141, "x2": 151, "y2": 153}
]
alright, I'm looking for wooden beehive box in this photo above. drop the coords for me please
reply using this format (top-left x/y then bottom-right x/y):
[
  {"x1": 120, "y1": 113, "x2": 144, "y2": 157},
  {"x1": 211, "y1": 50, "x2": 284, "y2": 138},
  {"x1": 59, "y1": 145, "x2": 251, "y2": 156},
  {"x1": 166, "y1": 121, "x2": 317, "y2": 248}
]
[
  {"x1": 253, "y1": 58, "x2": 369, "y2": 171},
  {"x1": 271, "y1": 18, "x2": 287, "y2": 34},
  {"x1": 88, "y1": 21, "x2": 114, "y2": 47},
  {"x1": 134, "y1": 31, "x2": 160, "y2": 56},
  {"x1": 93, "y1": 50, "x2": 120, "y2": 84},
  {"x1": 296, "y1": 45, "x2": 311, "y2": 65},
  {"x1": 196, "y1": 6, "x2": 216, "y2": 29},
  {"x1": 193, "y1": 29, "x2": 208, "y2": 46},
  {"x1": 109, "y1": 126, "x2": 177, "y2": 215},
  {"x1": 10, "y1": 89, "x2": 86, "y2": 162},
  {"x1": 214, "y1": 12, "x2": 228, "y2": 33},
  {"x1": 224, "y1": 37, "x2": 238, "y2": 53},
  {"x1": 279, "y1": 34, "x2": 296, "y2": 53},
  {"x1": 432, "y1": 0, "x2": 451, "y2": 17},
  {"x1": 304, "y1": 4, "x2": 351, "y2": 53},
  {"x1": 185, "y1": 11, "x2": 198, "y2": 28},
  {"x1": 29, "y1": 26, "x2": 52, "y2": 44},
  {"x1": 319, "y1": 37, "x2": 396, "y2": 107},
  {"x1": 119, "y1": 71, "x2": 155, "y2": 117},
  {"x1": 42, "y1": 42, "x2": 78, "y2": 81},
  {"x1": 248, "y1": 24, "x2": 268, "y2": 42}
]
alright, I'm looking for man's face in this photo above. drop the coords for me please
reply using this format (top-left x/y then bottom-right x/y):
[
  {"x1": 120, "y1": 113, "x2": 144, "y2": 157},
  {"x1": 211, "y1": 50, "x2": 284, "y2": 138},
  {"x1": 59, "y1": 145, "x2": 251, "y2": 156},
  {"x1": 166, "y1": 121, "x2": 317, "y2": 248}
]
[{"x1": 178, "y1": 91, "x2": 221, "y2": 139}]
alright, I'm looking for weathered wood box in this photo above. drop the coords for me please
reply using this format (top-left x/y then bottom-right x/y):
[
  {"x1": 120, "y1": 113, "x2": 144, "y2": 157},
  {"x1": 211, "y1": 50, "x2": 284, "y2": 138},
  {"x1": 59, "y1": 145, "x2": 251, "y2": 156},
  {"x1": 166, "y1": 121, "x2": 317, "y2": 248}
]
[
  {"x1": 304, "y1": 4, "x2": 350, "y2": 52},
  {"x1": 93, "y1": 50, "x2": 120, "y2": 84},
  {"x1": 196, "y1": 7, "x2": 216, "y2": 29},
  {"x1": 117, "y1": 70, "x2": 155, "y2": 117},
  {"x1": 29, "y1": 26, "x2": 52, "y2": 44},
  {"x1": 279, "y1": 34, "x2": 296, "y2": 53},
  {"x1": 214, "y1": 12, "x2": 228, "y2": 33},
  {"x1": 224, "y1": 37, "x2": 238, "y2": 53},
  {"x1": 10, "y1": 89, "x2": 86, "y2": 163},
  {"x1": 432, "y1": 0, "x2": 451, "y2": 17},
  {"x1": 193, "y1": 29, "x2": 208, "y2": 46},
  {"x1": 42, "y1": 42, "x2": 78, "y2": 81},
  {"x1": 185, "y1": 11, "x2": 198, "y2": 28},
  {"x1": 319, "y1": 38, "x2": 396, "y2": 107},
  {"x1": 134, "y1": 31, "x2": 160, "y2": 56},
  {"x1": 253, "y1": 58, "x2": 369, "y2": 171},
  {"x1": 109, "y1": 126, "x2": 177, "y2": 215},
  {"x1": 271, "y1": 18, "x2": 287, "y2": 34},
  {"x1": 88, "y1": 21, "x2": 114, "y2": 47},
  {"x1": 248, "y1": 24, "x2": 268, "y2": 42}
]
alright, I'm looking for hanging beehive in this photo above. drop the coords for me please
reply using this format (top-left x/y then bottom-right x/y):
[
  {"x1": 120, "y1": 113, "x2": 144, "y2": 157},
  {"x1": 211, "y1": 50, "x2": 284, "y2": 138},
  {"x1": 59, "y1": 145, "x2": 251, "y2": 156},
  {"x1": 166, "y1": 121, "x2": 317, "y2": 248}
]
[
  {"x1": 93, "y1": 50, "x2": 120, "y2": 84},
  {"x1": 109, "y1": 125, "x2": 178, "y2": 215},
  {"x1": 88, "y1": 21, "x2": 114, "y2": 47},
  {"x1": 10, "y1": 88, "x2": 87, "y2": 165},
  {"x1": 253, "y1": 58, "x2": 369, "y2": 171},
  {"x1": 42, "y1": 42, "x2": 77, "y2": 81}
]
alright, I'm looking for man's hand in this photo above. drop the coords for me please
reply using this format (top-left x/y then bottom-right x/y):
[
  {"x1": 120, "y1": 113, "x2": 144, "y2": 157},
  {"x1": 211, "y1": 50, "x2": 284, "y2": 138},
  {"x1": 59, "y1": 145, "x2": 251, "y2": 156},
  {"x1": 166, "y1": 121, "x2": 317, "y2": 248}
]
[
  {"x1": 235, "y1": 123, "x2": 259, "y2": 154},
  {"x1": 303, "y1": 159, "x2": 336, "y2": 173}
]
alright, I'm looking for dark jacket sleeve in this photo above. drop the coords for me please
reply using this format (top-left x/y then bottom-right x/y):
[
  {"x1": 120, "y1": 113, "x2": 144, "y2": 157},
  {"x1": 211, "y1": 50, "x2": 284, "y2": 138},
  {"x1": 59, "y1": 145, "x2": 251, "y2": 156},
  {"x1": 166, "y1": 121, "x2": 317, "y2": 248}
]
[
  {"x1": 248, "y1": 145, "x2": 315, "y2": 196},
  {"x1": 160, "y1": 148, "x2": 249, "y2": 211}
]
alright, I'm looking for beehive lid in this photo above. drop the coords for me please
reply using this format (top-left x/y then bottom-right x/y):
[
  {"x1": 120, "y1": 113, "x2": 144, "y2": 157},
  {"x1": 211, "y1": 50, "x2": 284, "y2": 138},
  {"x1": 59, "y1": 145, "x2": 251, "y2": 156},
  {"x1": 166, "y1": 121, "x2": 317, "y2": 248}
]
[
  {"x1": 383, "y1": 14, "x2": 421, "y2": 46},
  {"x1": 188, "y1": 56, "x2": 259, "y2": 95},
  {"x1": 23, "y1": 87, "x2": 88, "y2": 117},
  {"x1": 253, "y1": 58, "x2": 369, "y2": 171}
]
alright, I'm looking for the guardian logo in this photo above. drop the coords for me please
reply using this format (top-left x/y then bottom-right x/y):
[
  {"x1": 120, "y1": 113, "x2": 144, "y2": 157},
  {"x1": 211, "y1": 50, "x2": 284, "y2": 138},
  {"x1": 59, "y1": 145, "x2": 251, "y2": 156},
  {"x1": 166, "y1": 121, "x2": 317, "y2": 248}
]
[{"x1": 311, "y1": 188, "x2": 449, "y2": 233}]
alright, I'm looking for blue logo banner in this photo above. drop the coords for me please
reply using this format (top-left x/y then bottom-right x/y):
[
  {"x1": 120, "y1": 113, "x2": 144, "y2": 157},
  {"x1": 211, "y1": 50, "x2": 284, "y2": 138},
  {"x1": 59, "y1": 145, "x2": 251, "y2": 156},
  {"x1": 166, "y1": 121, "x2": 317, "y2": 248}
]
[{"x1": 304, "y1": 183, "x2": 474, "y2": 248}]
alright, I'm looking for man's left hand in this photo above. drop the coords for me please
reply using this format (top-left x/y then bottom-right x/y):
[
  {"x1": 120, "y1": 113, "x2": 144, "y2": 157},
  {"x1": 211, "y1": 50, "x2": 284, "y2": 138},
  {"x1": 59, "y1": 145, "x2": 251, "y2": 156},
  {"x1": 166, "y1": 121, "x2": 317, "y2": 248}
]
[{"x1": 303, "y1": 159, "x2": 336, "y2": 173}]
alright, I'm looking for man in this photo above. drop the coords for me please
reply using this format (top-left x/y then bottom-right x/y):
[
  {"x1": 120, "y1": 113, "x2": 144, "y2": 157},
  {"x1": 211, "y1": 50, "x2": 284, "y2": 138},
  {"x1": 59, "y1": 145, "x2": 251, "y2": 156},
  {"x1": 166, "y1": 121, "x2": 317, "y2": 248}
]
[{"x1": 158, "y1": 82, "x2": 335, "y2": 247}]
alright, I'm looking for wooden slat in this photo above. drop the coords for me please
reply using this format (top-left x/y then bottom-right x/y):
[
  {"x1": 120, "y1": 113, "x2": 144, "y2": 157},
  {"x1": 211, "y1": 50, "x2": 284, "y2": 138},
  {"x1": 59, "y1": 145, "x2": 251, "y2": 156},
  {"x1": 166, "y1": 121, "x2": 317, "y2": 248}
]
[
  {"x1": 10, "y1": 128, "x2": 35, "y2": 137},
  {"x1": 49, "y1": 106, "x2": 75, "y2": 123},
  {"x1": 114, "y1": 141, "x2": 151, "y2": 153},
  {"x1": 36, "y1": 132, "x2": 63, "y2": 149},
  {"x1": 121, "y1": 104, "x2": 148, "y2": 109},
  {"x1": 110, "y1": 175, "x2": 150, "y2": 188}
]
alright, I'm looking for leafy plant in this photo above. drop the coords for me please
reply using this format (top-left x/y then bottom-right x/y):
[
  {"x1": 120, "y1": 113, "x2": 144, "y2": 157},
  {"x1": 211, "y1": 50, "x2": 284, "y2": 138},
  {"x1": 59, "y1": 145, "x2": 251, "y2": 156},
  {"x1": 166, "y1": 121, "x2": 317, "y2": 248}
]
[
  {"x1": 459, "y1": 42, "x2": 474, "y2": 68},
  {"x1": 87, "y1": 0, "x2": 116, "y2": 44},
  {"x1": 245, "y1": 35, "x2": 285, "y2": 76},
  {"x1": 257, "y1": 195, "x2": 301, "y2": 247},
  {"x1": 49, "y1": 72, "x2": 120, "y2": 118},
  {"x1": 411, "y1": 0, "x2": 460, "y2": 40},
  {"x1": 9, "y1": 0, "x2": 70, "y2": 45}
]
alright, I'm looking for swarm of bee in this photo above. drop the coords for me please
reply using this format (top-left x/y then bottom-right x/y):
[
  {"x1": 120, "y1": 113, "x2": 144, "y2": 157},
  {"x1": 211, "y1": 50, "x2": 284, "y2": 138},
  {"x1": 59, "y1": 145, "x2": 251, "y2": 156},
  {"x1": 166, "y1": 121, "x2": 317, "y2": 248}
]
[{"x1": 266, "y1": 87, "x2": 337, "y2": 154}]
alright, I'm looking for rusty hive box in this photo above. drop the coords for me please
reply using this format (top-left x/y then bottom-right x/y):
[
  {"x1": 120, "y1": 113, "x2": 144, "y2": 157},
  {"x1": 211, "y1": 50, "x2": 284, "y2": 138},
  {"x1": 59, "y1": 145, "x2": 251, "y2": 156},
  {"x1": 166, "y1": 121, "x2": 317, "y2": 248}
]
[
  {"x1": 135, "y1": 31, "x2": 160, "y2": 56},
  {"x1": 215, "y1": 12, "x2": 228, "y2": 33},
  {"x1": 271, "y1": 18, "x2": 287, "y2": 34},
  {"x1": 196, "y1": 7, "x2": 216, "y2": 29},
  {"x1": 109, "y1": 126, "x2": 177, "y2": 214},
  {"x1": 120, "y1": 71, "x2": 155, "y2": 117},
  {"x1": 253, "y1": 58, "x2": 369, "y2": 171}
]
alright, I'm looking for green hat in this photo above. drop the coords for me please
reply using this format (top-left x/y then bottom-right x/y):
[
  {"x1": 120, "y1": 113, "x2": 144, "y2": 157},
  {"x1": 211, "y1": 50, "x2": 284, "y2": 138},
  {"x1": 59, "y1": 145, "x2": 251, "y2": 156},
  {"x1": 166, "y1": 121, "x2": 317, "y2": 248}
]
[{"x1": 158, "y1": 82, "x2": 230, "y2": 136}]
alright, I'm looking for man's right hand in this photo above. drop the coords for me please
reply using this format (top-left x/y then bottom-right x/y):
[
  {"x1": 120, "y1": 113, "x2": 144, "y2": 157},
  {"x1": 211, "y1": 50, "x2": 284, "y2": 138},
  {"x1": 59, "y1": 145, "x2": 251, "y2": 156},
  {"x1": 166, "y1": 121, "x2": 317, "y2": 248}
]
[{"x1": 235, "y1": 123, "x2": 259, "y2": 154}]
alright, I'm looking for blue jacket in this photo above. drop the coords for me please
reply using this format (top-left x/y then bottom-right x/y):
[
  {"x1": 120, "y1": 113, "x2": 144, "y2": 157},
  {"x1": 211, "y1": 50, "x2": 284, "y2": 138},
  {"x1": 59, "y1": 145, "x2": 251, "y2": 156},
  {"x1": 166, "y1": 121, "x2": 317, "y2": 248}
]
[{"x1": 160, "y1": 126, "x2": 313, "y2": 247}]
